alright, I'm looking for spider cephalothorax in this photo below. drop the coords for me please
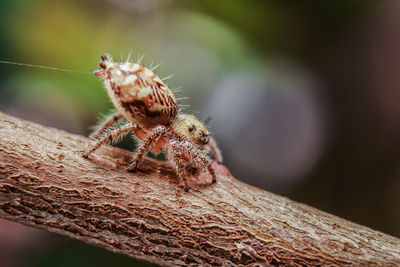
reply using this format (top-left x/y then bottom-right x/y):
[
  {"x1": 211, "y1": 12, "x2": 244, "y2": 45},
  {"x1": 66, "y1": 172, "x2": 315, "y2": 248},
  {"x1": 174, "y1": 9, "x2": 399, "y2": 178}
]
[
  {"x1": 172, "y1": 114, "x2": 210, "y2": 146},
  {"x1": 83, "y1": 54, "x2": 222, "y2": 191}
]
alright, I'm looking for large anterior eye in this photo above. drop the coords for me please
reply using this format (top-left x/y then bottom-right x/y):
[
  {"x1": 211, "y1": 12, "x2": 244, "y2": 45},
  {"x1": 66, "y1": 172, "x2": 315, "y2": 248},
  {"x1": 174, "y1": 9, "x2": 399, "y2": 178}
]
[{"x1": 188, "y1": 125, "x2": 195, "y2": 132}]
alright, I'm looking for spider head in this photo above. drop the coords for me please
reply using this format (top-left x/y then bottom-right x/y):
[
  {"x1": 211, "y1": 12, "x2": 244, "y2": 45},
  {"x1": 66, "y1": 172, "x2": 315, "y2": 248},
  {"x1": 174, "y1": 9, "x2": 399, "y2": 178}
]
[
  {"x1": 173, "y1": 114, "x2": 210, "y2": 147},
  {"x1": 93, "y1": 54, "x2": 113, "y2": 78}
]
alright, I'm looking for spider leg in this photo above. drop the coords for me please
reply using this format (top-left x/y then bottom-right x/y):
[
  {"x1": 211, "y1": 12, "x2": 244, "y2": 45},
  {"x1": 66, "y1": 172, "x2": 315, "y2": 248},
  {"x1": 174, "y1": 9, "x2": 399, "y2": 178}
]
[
  {"x1": 184, "y1": 141, "x2": 217, "y2": 183},
  {"x1": 83, "y1": 123, "x2": 136, "y2": 158},
  {"x1": 169, "y1": 142, "x2": 190, "y2": 191},
  {"x1": 208, "y1": 136, "x2": 223, "y2": 163},
  {"x1": 127, "y1": 125, "x2": 167, "y2": 172},
  {"x1": 90, "y1": 112, "x2": 123, "y2": 139}
]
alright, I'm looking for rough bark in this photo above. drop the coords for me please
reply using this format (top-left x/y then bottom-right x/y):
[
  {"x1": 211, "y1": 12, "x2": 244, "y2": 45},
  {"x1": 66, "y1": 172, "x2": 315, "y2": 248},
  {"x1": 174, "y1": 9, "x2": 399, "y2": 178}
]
[{"x1": 0, "y1": 112, "x2": 399, "y2": 267}]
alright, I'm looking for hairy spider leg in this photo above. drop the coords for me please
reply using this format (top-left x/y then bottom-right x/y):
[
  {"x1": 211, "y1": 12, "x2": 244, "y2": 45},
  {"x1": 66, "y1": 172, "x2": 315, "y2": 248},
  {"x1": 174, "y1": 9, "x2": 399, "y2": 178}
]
[
  {"x1": 208, "y1": 137, "x2": 223, "y2": 163},
  {"x1": 127, "y1": 125, "x2": 167, "y2": 172},
  {"x1": 83, "y1": 123, "x2": 137, "y2": 158},
  {"x1": 183, "y1": 141, "x2": 217, "y2": 184},
  {"x1": 168, "y1": 141, "x2": 217, "y2": 191},
  {"x1": 90, "y1": 113, "x2": 123, "y2": 139},
  {"x1": 169, "y1": 141, "x2": 190, "y2": 191}
]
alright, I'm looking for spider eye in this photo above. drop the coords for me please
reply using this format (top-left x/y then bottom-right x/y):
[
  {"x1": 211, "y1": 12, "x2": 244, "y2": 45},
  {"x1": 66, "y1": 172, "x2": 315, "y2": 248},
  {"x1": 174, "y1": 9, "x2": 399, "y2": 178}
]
[
  {"x1": 188, "y1": 125, "x2": 195, "y2": 132},
  {"x1": 99, "y1": 62, "x2": 106, "y2": 69}
]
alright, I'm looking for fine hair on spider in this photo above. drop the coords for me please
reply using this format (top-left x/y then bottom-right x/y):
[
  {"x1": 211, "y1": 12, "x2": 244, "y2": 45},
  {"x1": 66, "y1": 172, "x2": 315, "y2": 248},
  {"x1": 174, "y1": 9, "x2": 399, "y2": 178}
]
[{"x1": 82, "y1": 53, "x2": 223, "y2": 191}]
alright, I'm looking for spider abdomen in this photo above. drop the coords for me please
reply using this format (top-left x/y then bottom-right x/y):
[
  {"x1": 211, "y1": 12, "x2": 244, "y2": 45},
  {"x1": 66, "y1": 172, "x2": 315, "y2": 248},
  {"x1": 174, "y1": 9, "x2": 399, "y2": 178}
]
[{"x1": 99, "y1": 60, "x2": 178, "y2": 129}]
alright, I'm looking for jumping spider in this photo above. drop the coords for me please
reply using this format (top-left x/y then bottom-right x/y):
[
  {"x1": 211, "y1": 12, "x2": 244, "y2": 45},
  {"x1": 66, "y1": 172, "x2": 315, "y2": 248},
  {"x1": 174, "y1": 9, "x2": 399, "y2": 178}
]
[{"x1": 83, "y1": 54, "x2": 222, "y2": 191}]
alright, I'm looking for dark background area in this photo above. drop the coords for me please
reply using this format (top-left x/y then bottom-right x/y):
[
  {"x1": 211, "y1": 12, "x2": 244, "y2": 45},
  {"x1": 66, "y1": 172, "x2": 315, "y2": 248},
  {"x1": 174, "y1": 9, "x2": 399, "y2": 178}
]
[{"x1": 1, "y1": 0, "x2": 399, "y2": 266}]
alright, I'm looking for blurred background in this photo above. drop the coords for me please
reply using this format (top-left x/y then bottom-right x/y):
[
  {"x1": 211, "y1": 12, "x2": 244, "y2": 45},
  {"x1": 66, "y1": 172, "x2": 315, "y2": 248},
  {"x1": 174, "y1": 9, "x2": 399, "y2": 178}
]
[{"x1": 1, "y1": 0, "x2": 400, "y2": 266}]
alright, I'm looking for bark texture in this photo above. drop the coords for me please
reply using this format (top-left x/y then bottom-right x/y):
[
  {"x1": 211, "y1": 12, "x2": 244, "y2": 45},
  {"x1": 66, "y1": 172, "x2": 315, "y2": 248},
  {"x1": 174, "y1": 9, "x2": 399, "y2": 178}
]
[{"x1": 0, "y1": 112, "x2": 399, "y2": 266}]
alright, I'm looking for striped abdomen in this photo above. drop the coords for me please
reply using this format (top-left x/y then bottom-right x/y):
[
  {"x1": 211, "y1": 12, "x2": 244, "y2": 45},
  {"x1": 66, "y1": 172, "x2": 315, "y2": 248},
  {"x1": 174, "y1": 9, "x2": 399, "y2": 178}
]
[{"x1": 101, "y1": 62, "x2": 178, "y2": 129}]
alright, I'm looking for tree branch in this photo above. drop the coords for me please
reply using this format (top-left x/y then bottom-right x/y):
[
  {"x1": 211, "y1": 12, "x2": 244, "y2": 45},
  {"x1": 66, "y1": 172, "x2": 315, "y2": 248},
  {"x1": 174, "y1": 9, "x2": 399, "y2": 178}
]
[{"x1": 0, "y1": 112, "x2": 399, "y2": 266}]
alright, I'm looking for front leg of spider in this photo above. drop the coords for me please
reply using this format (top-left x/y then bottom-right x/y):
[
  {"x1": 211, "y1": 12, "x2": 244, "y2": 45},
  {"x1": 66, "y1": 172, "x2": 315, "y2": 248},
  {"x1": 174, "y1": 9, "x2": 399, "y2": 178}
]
[
  {"x1": 127, "y1": 125, "x2": 167, "y2": 172},
  {"x1": 184, "y1": 141, "x2": 217, "y2": 184},
  {"x1": 83, "y1": 123, "x2": 137, "y2": 158},
  {"x1": 208, "y1": 136, "x2": 223, "y2": 164},
  {"x1": 169, "y1": 141, "x2": 190, "y2": 192}
]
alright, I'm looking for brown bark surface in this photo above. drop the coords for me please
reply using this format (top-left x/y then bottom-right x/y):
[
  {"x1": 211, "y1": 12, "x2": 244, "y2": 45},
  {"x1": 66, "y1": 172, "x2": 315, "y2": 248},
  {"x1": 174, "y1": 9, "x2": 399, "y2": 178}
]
[{"x1": 0, "y1": 112, "x2": 399, "y2": 266}]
